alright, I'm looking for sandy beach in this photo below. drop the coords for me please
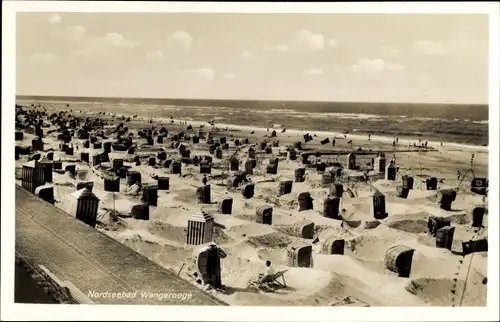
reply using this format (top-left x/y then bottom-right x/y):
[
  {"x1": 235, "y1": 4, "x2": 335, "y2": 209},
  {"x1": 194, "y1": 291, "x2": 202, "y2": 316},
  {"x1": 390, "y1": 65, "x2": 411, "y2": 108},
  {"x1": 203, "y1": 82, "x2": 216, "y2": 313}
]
[{"x1": 15, "y1": 104, "x2": 489, "y2": 307}]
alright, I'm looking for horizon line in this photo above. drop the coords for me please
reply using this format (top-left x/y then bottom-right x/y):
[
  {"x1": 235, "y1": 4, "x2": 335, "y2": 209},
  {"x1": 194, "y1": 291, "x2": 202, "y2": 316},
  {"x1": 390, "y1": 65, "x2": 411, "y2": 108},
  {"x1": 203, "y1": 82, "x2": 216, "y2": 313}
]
[{"x1": 15, "y1": 94, "x2": 489, "y2": 107}]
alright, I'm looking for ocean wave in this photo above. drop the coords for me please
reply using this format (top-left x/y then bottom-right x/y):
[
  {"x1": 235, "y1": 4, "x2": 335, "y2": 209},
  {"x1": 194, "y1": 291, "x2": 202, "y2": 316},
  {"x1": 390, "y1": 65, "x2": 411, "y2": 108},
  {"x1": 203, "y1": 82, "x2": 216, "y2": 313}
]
[
  {"x1": 411, "y1": 117, "x2": 446, "y2": 121},
  {"x1": 257, "y1": 109, "x2": 385, "y2": 119},
  {"x1": 268, "y1": 108, "x2": 300, "y2": 113}
]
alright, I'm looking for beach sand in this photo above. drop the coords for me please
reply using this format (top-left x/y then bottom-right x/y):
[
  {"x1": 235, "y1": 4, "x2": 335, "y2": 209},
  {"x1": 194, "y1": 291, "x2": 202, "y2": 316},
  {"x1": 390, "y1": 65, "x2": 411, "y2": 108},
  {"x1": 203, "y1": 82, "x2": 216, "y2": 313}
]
[{"x1": 15, "y1": 105, "x2": 489, "y2": 307}]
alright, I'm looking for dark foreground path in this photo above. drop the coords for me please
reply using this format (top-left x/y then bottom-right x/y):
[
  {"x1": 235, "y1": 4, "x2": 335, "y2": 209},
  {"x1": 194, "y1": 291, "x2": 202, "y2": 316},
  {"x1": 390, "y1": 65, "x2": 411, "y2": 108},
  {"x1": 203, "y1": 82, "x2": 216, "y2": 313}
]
[
  {"x1": 15, "y1": 264, "x2": 58, "y2": 304},
  {"x1": 15, "y1": 185, "x2": 228, "y2": 306}
]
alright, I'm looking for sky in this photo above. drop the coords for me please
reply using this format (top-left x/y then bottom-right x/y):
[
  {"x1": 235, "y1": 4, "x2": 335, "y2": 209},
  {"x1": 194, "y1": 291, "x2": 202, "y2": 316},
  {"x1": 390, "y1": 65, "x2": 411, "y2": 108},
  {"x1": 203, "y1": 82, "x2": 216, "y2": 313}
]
[{"x1": 16, "y1": 13, "x2": 489, "y2": 104}]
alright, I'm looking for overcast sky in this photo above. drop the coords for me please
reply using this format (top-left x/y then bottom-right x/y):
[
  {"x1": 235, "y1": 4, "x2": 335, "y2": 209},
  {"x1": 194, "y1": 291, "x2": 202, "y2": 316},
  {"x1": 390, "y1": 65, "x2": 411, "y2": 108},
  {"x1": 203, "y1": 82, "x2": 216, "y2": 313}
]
[{"x1": 16, "y1": 13, "x2": 488, "y2": 103}]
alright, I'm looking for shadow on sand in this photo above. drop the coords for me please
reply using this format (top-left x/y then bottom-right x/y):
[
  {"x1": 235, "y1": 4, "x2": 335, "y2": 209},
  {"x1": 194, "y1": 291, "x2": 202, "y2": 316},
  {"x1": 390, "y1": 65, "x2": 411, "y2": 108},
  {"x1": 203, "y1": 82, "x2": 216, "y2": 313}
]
[{"x1": 219, "y1": 283, "x2": 297, "y2": 295}]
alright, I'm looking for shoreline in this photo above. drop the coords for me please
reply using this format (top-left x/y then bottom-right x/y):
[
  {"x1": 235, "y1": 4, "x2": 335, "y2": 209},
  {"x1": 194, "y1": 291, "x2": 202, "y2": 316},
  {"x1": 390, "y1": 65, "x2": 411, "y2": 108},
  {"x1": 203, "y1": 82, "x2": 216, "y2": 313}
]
[
  {"x1": 115, "y1": 112, "x2": 490, "y2": 153},
  {"x1": 21, "y1": 104, "x2": 489, "y2": 152},
  {"x1": 203, "y1": 121, "x2": 489, "y2": 152}
]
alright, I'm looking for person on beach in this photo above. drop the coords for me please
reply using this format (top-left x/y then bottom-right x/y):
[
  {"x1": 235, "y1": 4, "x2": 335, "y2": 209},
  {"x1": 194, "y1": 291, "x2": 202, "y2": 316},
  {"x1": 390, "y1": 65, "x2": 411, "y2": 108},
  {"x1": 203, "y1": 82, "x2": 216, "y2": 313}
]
[
  {"x1": 202, "y1": 175, "x2": 208, "y2": 186},
  {"x1": 259, "y1": 260, "x2": 275, "y2": 283}
]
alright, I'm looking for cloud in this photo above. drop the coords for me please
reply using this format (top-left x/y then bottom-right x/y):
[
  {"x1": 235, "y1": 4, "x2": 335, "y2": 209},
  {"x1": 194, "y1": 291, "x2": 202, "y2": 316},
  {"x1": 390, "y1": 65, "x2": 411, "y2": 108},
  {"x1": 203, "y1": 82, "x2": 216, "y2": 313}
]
[
  {"x1": 223, "y1": 73, "x2": 236, "y2": 80},
  {"x1": 293, "y1": 29, "x2": 325, "y2": 51},
  {"x1": 48, "y1": 14, "x2": 61, "y2": 25},
  {"x1": 98, "y1": 32, "x2": 137, "y2": 48},
  {"x1": 65, "y1": 25, "x2": 86, "y2": 43},
  {"x1": 146, "y1": 50, "x2": 164, "y2": 60},
  {"x1": 268, "y1": 30, "x2": 329, "y2": 53},
  {"x1": 240, "y1": 50, "x2": 254, "y2": 60},
  {"x1": 410, "y1": 40, "x2": 448, "y2": 56},
  {"x1": 263, "y1": 44, "x2": 289, "y2": 52},
  {"x1": 274, "y1": 45, "x2": 288, "y2": 52},
  {"x1": 327, "y1": 38, "x2": 338, "y2": 48},
  {"x1": 304, "y1": 68, "x2": 325, "y2": 76},
  {"x1": 70, "y1": 47, "x2": 109, "y2": 60},
  {"x1": 70, "y1": 32, "x2": 137, "y2": 59},
  {"x1": 348, "y1": 58, "x2": 404, "y2": 73},
  {"x1": 64, "y1": 27, "x2": 135, "y2": 49},
  {"x1": 30, "y1": 52, "x2": 58, "y2": 63},
  {"x1": 167, "y1": 30, "x2": 193, "y2": 51},
  {"x1": 379, "y1": 46, "x2": 401, "y2": 56},
  {"x1": 189, "y1": 68, "x2": 215, "y2": 81}
]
